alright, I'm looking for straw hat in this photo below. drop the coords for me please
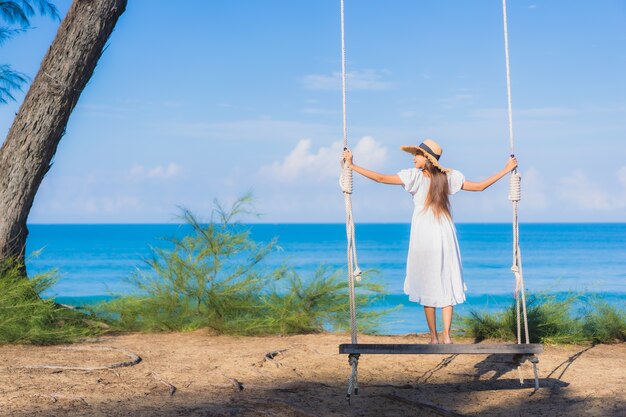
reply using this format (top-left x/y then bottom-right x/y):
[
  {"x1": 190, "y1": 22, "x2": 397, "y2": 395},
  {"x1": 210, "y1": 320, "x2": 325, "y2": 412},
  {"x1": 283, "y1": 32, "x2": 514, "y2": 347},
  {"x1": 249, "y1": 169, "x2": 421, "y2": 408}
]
[{"x1": 400, "y1": 139, "x2": 450, "y2": 172}]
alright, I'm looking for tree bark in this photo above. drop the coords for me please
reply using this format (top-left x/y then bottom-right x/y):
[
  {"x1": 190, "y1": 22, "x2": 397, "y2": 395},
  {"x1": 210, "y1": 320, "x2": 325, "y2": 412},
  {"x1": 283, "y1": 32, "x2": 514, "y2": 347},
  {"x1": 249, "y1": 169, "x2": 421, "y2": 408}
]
[{"x1": 0, "y1": 0, "x2": 127, "y2": 272}]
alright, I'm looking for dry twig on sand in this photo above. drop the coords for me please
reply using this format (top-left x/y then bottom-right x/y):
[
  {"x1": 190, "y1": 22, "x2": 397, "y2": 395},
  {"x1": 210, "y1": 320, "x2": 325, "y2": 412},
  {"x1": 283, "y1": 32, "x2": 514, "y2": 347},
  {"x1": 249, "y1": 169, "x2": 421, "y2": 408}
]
[
  {"x1": 257, "y1": 349, "x2": 288, "y2": 368},
  {"x1": 223, "y1": 374, "x2": 244, "y2": 392},
  {"x1": 19, "y1": 346, "x2": 141, "y2": 371},
  {"x1": 148, "y1": 371, "x2": 177, "y2": 395}
]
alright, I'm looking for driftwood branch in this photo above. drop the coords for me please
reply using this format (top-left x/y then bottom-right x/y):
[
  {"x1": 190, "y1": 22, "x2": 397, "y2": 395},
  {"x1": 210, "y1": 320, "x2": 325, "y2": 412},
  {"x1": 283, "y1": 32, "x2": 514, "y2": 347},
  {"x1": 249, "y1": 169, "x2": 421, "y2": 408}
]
[
  {"x1": 30, "y1": 393, "x2": 90, "y2": 406},
  {"x1": 257, "y1": 349, "x2": 288, "y2": 367},
  {"x1": 149, "y1": 372, "x2": 176, "y2": 396},
  {"x1": 223, "y1": 374, "x2": 244, "y2": 392},
  {"x1": 20, "y1": 346, "x2": 141, "y2": 371}
]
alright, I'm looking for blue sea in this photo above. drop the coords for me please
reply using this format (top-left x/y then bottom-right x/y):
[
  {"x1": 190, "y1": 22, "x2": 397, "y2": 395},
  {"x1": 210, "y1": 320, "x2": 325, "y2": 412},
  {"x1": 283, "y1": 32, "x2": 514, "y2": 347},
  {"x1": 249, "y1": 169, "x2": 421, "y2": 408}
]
[{"x1": 26, "y1": 223, "x2": 626, "y2": 334}]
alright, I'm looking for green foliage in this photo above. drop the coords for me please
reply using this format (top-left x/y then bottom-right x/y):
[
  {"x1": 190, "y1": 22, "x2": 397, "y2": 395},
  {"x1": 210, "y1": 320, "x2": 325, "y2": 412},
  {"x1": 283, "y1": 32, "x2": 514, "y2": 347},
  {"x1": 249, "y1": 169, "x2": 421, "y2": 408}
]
[
  {"x1": 460, "y1": 310, "x2": 514, "y2": 342},
  {"x1": 517, "y1": 294, "x2": 585, "y2": 344},
  {"x1": 0, "y1": 64, "x2": 28, "y2": 102},
  {"x1": 1, "y1": 0, "x2": 59, "y2": 103},
  {"x1": 0, "y1": 1, "x2": 59, "y2": 27},
  {"x1": 581, "y1": 299, "x2": 626, "y2": 344},
  {"x1": 0, "y1": 260, "x2": 97, "y2": 345},
  {"x1": 94, "y1": 197, "x2": 387, "y2": 335},
  {"x1": 459, "y1": 293, "x2": 626, "y2": 345},
  {"x1": 251, "y1": 268, "x2": 387, "y2": 336}
]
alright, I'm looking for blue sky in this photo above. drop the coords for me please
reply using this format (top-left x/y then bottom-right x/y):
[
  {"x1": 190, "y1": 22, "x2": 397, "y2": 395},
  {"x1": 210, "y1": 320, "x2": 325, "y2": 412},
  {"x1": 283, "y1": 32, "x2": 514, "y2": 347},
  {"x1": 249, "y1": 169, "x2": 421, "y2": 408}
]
[{"x1": 2, "y1": 0, "x2": 625, "y2": 223}]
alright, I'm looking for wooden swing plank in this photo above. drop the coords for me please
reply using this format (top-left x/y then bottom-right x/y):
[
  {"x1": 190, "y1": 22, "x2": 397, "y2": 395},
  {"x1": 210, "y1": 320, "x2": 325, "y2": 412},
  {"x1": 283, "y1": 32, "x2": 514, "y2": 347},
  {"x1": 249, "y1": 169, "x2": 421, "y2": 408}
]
[{"x1": 339, "y1": 343, "x2": 543, "y2": 355}]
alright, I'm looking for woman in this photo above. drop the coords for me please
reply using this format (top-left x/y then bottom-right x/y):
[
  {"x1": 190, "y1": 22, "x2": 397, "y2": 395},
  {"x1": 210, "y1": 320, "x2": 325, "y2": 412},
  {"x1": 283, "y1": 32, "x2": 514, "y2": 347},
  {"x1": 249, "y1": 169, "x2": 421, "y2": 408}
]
[{"x1": 343, "y1": 139, "x2": 517, "y2": 344}]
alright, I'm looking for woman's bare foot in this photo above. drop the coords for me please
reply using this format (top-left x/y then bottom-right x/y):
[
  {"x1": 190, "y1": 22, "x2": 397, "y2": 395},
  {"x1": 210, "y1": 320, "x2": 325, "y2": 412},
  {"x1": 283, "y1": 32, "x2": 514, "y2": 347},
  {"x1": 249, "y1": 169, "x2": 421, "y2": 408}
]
[{"x1": 429, "y1": 339, "x2": 439, "y2": 344}]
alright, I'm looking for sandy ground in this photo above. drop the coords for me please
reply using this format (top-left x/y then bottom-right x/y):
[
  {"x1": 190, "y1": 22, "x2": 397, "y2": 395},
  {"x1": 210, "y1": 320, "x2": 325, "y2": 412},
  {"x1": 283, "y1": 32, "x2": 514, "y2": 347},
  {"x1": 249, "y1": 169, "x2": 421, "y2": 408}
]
[{"x1": 0, "y1": 331, "x2": 624, "y2": 417}]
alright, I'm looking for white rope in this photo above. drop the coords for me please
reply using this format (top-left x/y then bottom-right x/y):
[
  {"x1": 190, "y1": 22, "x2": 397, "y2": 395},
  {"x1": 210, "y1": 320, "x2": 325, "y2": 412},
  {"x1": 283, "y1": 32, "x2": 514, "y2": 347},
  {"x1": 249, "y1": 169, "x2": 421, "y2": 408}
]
[
  {"x1": 340, "y1": 0, "x2": 363, "y2": 399},
  {"x1": 502, "y1": 0, "x2": 515, "y2": 154},
  {"x1": 340, "y1": 165, "x2": 353, "y2": 194},
  {"x1": 503, "y1": 0, "x2": 530, "y2": 345},
  {"x1": 347, "y1": 354, "x2": 359, "y2": 401},
  {"x1": 339, "y1": 0, "x2": 362, "y2": 341},
  {"x1": 340, "y1": 0, "x2": 348, "y2": 149}
]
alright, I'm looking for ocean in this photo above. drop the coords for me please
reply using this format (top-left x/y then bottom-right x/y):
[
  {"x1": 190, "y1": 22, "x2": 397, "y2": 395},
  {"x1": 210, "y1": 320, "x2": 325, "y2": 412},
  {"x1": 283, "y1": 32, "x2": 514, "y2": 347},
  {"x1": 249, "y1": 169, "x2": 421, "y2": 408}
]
[{"x1": 26, "y1": 223, "x2": 626, "y2": 334}]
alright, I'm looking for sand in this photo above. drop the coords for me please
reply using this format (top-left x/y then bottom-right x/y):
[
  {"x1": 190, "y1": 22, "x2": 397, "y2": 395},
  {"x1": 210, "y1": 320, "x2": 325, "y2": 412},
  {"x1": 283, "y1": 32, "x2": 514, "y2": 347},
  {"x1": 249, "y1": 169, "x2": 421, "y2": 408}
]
[{"x1": 1, "y1": 331, "x2": 624, "y2": 416}]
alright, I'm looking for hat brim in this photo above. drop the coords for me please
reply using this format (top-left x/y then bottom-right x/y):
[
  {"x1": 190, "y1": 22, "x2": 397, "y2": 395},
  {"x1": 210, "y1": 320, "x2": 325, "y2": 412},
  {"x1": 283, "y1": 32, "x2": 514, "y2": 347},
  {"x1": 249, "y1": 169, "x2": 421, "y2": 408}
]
[{"x1": 400, "y1": 145, "x2": 450, "y2": 173}]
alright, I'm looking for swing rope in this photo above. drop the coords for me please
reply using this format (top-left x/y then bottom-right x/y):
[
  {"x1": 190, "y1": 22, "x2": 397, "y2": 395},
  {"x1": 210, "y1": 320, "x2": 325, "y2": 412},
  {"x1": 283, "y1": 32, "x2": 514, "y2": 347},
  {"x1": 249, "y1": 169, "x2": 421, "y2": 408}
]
[
  {"x1": 502, "y1": 0, "x2": 530, "y2": 345},
  {"x1": 339, "y1": 0, "x2": 362, "y2": 344},
  {"x1": 338, "y1": 0, "x2": 363, "y2": 399}
]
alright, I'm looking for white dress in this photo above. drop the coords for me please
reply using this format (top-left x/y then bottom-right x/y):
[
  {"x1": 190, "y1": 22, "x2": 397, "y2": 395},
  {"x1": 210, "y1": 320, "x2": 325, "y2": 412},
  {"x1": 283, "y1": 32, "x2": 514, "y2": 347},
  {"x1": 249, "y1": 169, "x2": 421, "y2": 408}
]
[{"x1": 397, "y1": 168, "x2": 466, "y2": 307}]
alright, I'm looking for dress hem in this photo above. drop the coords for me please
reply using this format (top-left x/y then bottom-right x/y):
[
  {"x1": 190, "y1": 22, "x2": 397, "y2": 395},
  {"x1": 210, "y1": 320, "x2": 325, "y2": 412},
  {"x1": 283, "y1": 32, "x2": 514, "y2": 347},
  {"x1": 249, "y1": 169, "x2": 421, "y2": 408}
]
[{"x1": 405, "y1": 294, "x2": 466, "y2": 307}]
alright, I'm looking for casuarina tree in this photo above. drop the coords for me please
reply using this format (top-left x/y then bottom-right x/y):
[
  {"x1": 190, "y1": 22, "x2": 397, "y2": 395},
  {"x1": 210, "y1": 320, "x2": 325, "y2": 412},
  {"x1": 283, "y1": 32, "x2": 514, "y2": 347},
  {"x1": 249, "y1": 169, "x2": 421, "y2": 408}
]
[{"x1": 0, "y1": 0, "x2": 128, "y2": 272}]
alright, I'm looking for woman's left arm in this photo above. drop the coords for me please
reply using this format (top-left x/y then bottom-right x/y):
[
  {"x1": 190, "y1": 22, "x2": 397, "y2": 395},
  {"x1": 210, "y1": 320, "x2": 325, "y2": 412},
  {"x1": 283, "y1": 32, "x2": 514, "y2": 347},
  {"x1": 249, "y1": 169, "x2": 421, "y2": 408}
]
[{"x1": 462, "y1": 156, "x2": 518, "y2": 192}]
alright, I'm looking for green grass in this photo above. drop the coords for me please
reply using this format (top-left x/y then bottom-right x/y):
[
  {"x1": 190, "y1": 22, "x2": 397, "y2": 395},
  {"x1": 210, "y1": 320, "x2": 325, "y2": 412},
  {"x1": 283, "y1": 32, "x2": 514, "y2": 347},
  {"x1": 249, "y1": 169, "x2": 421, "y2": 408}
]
[
  {"x1": 581, "y1": 299, "x2": 626, "y2": 343},
  {"x1": 459, "y1": 293, "x2": 626, "y2": 344},
  {"x1": 93, "y1": 197, "x2": 388, "y2": 335},
  {"x1": 0, "y1": 260, "x2": 99, "y2": 345}
]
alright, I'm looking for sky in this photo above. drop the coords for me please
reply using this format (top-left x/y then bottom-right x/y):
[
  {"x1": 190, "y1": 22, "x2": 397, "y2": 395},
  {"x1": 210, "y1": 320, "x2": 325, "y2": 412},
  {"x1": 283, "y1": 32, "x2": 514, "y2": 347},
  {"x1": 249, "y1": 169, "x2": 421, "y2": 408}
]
[{"x1": 1, "y1": 0, "x2": 625, "y2": 223}]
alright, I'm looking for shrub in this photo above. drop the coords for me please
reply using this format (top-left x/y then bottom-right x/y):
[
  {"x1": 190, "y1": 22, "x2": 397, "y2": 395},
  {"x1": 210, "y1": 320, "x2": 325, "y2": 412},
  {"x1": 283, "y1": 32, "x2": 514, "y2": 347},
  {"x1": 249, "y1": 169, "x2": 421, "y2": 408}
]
[
  {"x1": 94, "y1": 197, "x2": 387, "y2": 335},
  {"x1": 460, "y1": 310, "x2": 514, "y2": 342},
  {"x1": 581, "y1": 299, "x2": 626, "y2": 344},
  {"x1": 0, "y1": 260, "x2": 97, "y2": 345},
  {"x1": 460, "y1": 293, "x2": 625, "y2": 345},
  {"x1": 509, "y1": 293, "x2": 585, "y2": 344}
]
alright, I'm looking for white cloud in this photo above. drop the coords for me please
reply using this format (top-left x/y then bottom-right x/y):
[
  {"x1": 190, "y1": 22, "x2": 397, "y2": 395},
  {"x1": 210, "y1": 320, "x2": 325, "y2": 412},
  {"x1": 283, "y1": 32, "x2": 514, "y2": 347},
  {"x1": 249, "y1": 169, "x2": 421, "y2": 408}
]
[
  {"x1": 99, "y1": 196, "x2": 143, "y2": 213},
  {"x1": 38, "y1": 195, "x2": 142, "y2": 215},
  {"x1": 129, "y1": 163, "x2": 181, "y2": 180},
  {"x1": 78, "y1": 103, "x2": 134, "y2": 119},
  {"x1": 520, "y1": 167, "x2": 548, "y2": 209},
  {"x1": 302, "y1": 69, "x2": 393, "y2": 91},
  {"x1": 259, "y1": 136, "x2": 387, "y2": 183},
  {"x1": 559, "y1": 169, "x2": 626, "y2": 210},
  {"x1": 157, "y1": 118, "x2": 334, "y2": 142},
  {"x1": 439, "y1": 94, "x2": 474, "y2": 109},
  {"x1": 471, "y1": 107, "x2": 578, "y2": 120},
  {"x1": 78, "y1": 99, "x2": 184, "y2": 119},
  {"x1": 301, "y1": 107, "x2": 336, "y2": 115},
  {"x1": 618, "y1": 166, "x2": 626, "y2": 186}
]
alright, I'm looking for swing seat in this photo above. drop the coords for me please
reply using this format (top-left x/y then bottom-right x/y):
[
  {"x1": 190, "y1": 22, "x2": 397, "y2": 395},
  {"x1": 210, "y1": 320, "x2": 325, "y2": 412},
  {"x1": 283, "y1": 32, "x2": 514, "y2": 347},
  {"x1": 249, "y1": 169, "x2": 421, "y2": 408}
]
[
  {"x1": 339, "y1": 343, "x2": 543, "y2": 355},
  {"x1": 340, "y1": 343, "x2": 544, "y2": 391}
]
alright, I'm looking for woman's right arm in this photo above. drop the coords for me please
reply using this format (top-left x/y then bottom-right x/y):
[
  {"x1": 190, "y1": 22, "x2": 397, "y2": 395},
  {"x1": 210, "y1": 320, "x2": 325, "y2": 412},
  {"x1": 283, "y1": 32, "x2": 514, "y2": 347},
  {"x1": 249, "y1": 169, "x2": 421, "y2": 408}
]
[
  {"x1": 343, "y1": 149, "x2": 403, "y2": 185},
  {"x1": 461, "y1": 156, "x2": 518, "y2": 191}
]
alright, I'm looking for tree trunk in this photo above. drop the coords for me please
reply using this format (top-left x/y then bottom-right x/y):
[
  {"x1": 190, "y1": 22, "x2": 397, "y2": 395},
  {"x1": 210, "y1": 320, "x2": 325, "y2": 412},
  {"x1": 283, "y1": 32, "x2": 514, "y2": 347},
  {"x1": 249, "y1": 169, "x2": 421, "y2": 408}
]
[{"x1": 0, "y1": 0, "x2": 127, "y2": 272}]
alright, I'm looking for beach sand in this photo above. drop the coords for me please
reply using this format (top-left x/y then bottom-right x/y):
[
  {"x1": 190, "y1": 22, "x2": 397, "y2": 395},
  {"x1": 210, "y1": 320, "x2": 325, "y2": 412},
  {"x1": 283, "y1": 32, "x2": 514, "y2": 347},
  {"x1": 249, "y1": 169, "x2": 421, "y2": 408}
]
[{"x1": 1, "y1": 331, "x2": 624, "y2": 416}]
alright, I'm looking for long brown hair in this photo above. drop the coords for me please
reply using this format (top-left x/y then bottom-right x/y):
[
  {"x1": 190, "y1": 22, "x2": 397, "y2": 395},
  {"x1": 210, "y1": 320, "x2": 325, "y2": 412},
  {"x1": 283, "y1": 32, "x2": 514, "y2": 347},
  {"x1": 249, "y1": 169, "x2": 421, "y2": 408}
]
[{"x1": 423, "y1": 159, "x2": 452, "y2": 219}]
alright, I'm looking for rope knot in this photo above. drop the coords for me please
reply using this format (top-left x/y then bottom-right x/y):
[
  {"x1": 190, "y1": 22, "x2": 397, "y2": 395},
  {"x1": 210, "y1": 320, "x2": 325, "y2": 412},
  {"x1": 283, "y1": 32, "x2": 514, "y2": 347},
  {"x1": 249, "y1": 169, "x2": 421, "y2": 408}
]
[
  {"x1": 340, "y1": 160, "x2": 353, "y2": 194},
  {"x1": 511, "y1": 265, "x2": 522, "y2": 297},
  {"x1": 348, "y1": 354, "x2": 359, "y2": 366},
  {"x1": 508, "y1": 172, "x2": 521, "y2": 202}
]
